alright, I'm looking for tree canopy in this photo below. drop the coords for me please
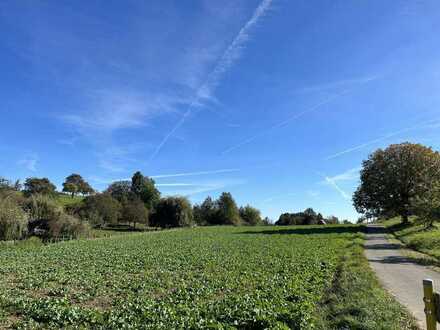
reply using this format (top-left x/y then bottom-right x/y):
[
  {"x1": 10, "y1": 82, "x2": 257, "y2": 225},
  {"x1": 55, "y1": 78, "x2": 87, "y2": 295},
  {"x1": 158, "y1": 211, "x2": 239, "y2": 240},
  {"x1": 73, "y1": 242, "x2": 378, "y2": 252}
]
[
  {"x1": 62, "y1": 174, "x2": 94, "y2": 198},
  {"x1": 151, "y1": 196, "x2": 193, "y2": 228},
  {"x1": 106, "y1": 181, "x2": 132, "y2": 202},
  {"x1": 131, "y1": 171, "x2": 160, "y2": 210},
  {"x1": 353, "y1": 142, "x2": 440, "y2": 223},
  {"x1": 23, "y1": 177, "x2": 56, "y2": 197},
  {"x1": 216, "y1": 192, "x2": 241, "y2": 225},
  {"x1": 275, "y1": 208, "x2": 325, "y2": 225},
  {"x1": 122, "y1": 198, "x2": 149, "y2": 228},
  {"x1": 82, "y1": 193, "x2": 121, "y2": 226},
  {"x1": 239, "y1": 205, "x2": 262, "y2": 225}
]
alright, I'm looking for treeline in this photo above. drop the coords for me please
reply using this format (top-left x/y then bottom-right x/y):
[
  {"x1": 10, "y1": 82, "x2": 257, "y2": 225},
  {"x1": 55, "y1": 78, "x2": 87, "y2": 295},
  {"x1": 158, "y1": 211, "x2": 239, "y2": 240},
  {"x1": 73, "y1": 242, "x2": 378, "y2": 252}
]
[
  {"x1": 276, "y1": 208, "x2": 348, "y2": 226},
  {"x1": 0, "y1": 181, "x2": 91, "y2": 241},
  {"x1": 193, "y1": 194, "x2": 270, "y2": 226},
  {"x1": 0, "y1": 171, "x2": 267, "y2": 242},
  {"x1": 353, "y1": 142, "x2": 440, "y2": 227}
]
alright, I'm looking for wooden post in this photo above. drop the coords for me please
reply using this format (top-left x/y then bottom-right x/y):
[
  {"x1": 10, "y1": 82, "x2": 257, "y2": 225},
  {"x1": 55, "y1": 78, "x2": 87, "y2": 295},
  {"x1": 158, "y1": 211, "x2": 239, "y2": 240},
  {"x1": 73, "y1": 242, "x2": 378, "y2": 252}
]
[{"x1": 424, "y1": 279, "x2": 437, "y2": 330}]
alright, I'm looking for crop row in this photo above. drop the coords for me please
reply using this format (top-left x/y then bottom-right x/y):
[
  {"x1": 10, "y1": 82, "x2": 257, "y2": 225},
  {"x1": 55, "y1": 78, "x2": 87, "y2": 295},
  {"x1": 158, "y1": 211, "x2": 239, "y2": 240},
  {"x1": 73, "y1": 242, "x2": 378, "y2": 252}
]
[{"x1": 0, "y1": 226, "x2": 362, "y2": 329}]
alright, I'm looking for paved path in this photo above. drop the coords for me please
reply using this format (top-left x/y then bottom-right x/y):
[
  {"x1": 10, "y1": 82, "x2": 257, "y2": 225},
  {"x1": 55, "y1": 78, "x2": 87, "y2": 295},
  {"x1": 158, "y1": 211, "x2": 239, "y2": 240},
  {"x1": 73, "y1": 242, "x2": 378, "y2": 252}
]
[{"x1": 365, "y1": 224, "x2": 440, "y2": 329}]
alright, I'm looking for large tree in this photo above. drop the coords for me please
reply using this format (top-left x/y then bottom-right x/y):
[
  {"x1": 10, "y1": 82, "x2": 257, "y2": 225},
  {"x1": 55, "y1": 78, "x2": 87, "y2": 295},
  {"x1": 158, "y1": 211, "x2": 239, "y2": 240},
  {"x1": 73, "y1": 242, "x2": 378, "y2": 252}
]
[
  {"x1": 106, "y1": 180, "x2": 132, "y2": 202},
  {"x1": 122, "y1": 198, "x2": 149, "y2": 229},
  {"x1": 23, "y1": 177, "x2": 56, "y2": 197},
  {"x1": 62, "y1": 174, "x2": 94, "y2": 198},
  {"x1": 83, "y1": 193, "x2": 121, "y2": 226},
  {"x1": 131, "y1": 171, "x2": 160, "y2": 210},
  {"x1": 193, "y1": 196, "x2": 216, "y2": 225},
  {"x1": 353, "y1": 142, "x2": 440, "y2": 223},
  {"x1": 239, "y1": 205, "x2": 262, "y2": 225},
  {"x1": 151, "y1": 196, "x2": 193, "y2": 228},
  {"x1": 216, "y1": 192, "x2": 241, "y2": 225}
]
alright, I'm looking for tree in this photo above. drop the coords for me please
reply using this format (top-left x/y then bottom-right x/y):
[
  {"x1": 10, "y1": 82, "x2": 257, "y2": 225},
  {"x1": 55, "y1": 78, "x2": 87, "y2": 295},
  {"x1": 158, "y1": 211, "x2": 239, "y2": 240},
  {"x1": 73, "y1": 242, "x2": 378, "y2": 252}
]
[
  {"x1": 106, "y1": 181, "x2": 132, "y2": 202},
  {"x1": 412, "y1": 180, "x2": 440, "y2": 228},
  {"x1": 193, "y1": 196, "x2": 217, "y2": 225},
  {"x1": 62, "y1": 174, "x2": 94, "y2": 198},
  {"x1": 0, "y1": 177, "x2": 20, "y2": 192},
  {"x1": 23, "y1": 177, "x2": 56, "y2": 197},
  {"x1": 262, "y1": 217, "x2": 272, "y2": 225},
  {"x1": 122, "y1": 199, "x2": 149, "y2": 229},
  {"x1": 303, "y1": 208, "x2": 319, "y2": 225},
  {"x1": 131, "y1": 171, "x2": 160, "y2": 210},
  {"x1": 239, "y1": 205, "x2": 262, "y2": 225},
  {"x1": 216, "y1": 192, "x2": 241, "y2": 225},
  {"x1": 83, "y1": 193, "x2": 121, "y2": 226},
  {"x1": 325, "y1": 215, "x2": 340, "y2": 225},
  {"x1": 151, "y1": 196, "x2": 193, "y2": 228},
  {"x1": 275, "y1": 208, "x2": 326, "y2": 225},
  {"x1": 353, "y1": 143, "x2": 440, "y2": 223}
]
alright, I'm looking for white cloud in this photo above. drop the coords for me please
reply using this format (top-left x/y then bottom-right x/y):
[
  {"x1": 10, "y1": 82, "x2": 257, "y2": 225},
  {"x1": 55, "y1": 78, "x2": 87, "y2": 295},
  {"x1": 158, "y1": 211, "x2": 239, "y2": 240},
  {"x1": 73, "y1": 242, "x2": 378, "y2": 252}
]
[
  {"x1": 63, "y1": 89, "x2": 188, "y2": 133},
  {"x1": 149, "y1": 0, "x2": 273, "y2": 161},
  {"x1": 18, "y1": 154, "x2": 38, "y2": 172}
]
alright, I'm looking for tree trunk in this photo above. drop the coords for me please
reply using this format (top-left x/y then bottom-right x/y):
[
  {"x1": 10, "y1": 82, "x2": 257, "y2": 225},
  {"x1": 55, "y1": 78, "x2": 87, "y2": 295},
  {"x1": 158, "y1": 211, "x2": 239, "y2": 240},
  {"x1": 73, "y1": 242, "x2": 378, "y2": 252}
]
[
  {"x1": 71, "y1": 192, "x2": 75, "y2": 198},
  {"x1": 401, "y1": 209, "x2": 409, "y2": 224}
]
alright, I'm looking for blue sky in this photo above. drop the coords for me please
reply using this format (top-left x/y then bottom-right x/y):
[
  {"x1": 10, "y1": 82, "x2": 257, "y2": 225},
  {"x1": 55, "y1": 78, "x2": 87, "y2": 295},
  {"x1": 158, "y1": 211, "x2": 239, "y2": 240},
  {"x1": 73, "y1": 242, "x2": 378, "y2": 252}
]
[{"x1": 1, "y1": 0, "x2": 440, "y2": 221}]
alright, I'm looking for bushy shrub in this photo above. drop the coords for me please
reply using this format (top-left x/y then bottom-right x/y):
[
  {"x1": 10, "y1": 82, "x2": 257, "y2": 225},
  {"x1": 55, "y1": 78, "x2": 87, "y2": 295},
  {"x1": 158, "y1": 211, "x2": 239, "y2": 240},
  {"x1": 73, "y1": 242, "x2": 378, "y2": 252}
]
[
  {"x1": 82, "y1": 193, "x2": 121, "y2": 226},
  {"x1": 26, "y1": 194, "x2": 62, "y2": 221},
  {"x1": 47, "y1": 213, "x2": 91, "y2": 239},
  {"x1": 0, "y1": 198, "x2": 28, "y2": 240},
  {"x1": 151, "y1": 197, "x2": 193, "y2": 228},
  {"x1": 239, "y1": 205, "x2": 262, "y2": 225},
  {"x1": 25, "y1": 194, "x2": 90, "y2": 240}
]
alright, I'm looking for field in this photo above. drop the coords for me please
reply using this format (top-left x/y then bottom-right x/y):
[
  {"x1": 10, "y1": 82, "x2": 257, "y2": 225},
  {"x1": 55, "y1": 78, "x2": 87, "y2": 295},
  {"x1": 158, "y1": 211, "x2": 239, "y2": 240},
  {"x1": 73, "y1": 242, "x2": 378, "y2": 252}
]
[{"x1": 0, "y1": 225, "x2": 414, "y2": 329}]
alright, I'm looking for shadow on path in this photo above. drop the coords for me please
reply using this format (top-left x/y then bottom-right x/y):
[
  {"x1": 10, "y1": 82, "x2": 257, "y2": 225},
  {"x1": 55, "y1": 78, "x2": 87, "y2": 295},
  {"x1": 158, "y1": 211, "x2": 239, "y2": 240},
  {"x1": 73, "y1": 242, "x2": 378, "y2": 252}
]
[{"x1": 364, "y1": 243, "x2": 401, "y2": 250}]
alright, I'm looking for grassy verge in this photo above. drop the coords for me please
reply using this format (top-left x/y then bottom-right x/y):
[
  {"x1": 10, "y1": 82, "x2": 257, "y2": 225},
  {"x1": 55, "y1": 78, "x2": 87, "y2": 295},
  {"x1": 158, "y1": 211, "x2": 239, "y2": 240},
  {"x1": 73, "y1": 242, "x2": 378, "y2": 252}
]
[
  {"x1": 317, "y1": 239, "x2": 418, "y2": 330},
  {"x1": 383, "y1": 217, "x2": 440, "y2": 259}
]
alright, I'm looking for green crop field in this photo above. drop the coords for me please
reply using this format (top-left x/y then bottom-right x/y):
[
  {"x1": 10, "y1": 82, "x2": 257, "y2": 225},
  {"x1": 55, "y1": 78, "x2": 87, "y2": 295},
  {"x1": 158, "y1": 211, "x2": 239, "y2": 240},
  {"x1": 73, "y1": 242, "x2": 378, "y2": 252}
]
[{"x1": 0, "y1": 225, "x2": 412, "y2": 329}]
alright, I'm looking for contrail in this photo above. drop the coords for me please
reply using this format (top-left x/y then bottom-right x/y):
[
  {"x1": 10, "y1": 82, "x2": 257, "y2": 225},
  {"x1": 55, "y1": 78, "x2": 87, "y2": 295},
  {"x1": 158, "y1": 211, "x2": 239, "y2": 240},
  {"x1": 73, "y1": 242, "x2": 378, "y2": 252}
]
[
  {"x1": 222, "y1": 90, "x2": 349, "y2": 155},
  {"x1": 156, "y1": 183, "x2": 205, "y2": 187},
  {"x1": 325, "y1": 118, "x2": 440, "y2": 160},
  {"x1": 151, "y1": 168, "x2": 240, "y2": 179},
  {"x1": 149, "y1": 0, "x2": 273, "y2": 161},
  {"x1": 325, "y1": 176, "x2": 351, "y2": 200},
  {"x1": 320, "y1": 173, "x2": 351, "y2": 200}
]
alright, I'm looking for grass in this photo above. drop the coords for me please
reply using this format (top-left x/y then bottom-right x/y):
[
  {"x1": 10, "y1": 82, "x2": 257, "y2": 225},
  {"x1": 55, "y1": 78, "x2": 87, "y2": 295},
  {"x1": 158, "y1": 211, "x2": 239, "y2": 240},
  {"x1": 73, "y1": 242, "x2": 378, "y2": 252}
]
[
  {"x1": 383, "y1": 216, "x2": 440, "y2": 259},
  {"x1": 54, "y1": 193, "x2": 84, "y2": 207},
  {"x1": 317, "y1": 239, "x2": 417, "y2": 329},
  {"x1": 0, "y1": 225, "x2": 415, "y2": 329}
]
